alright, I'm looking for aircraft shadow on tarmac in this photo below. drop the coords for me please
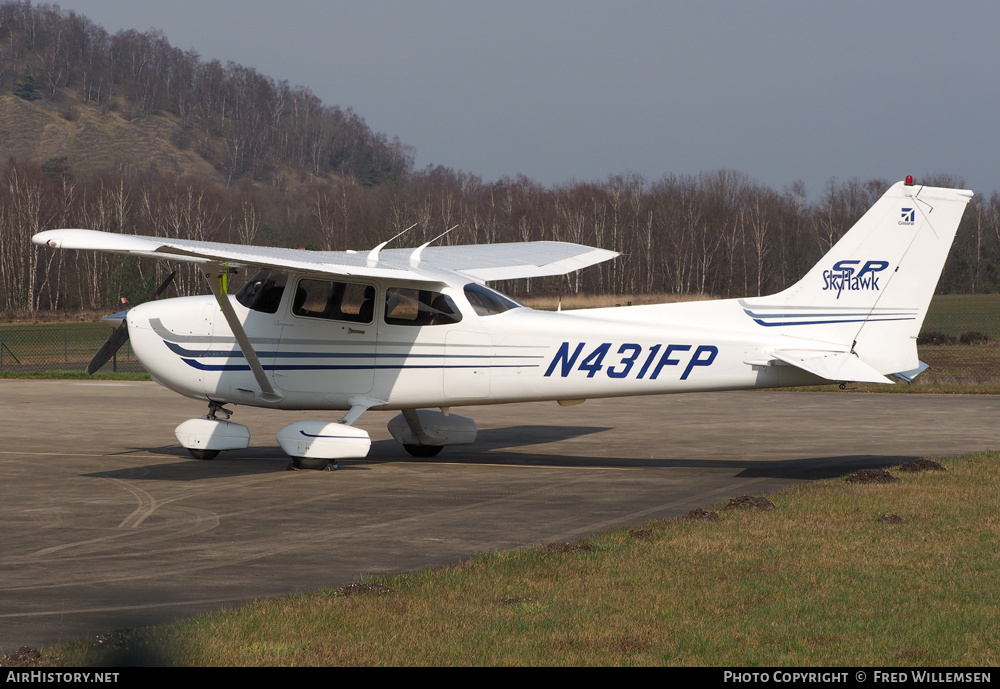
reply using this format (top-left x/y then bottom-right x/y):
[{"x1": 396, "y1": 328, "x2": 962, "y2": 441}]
[{"x1": 83, "y1": 424, "x2": 920, "y2": 483}]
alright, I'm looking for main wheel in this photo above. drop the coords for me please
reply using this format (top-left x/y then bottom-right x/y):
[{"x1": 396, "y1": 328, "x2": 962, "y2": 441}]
[
  {"x1": 188, "y1": 449, "x2": 220, "y2": 460},
  {"x1": 403, "y1": 444, "x2": 443, "y2": 458},
  {"x1": 291, "y1": 457, "x2": 333, "y2": 470}
]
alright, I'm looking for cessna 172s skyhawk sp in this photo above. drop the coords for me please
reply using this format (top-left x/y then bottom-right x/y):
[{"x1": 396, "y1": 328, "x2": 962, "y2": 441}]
[{"x1": 33, "y1": 178, "x2": 972, "y2": 469}]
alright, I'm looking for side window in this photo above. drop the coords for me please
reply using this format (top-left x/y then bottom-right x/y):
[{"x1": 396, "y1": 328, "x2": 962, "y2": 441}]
[
  {"x1": 292, "y1": 279, "x2": 375, "y2": 323},
  {"x1": 235, "y1": 269, "x2": 287, "y2": 314},
  {"x1": 463, "y1": 283, "x2": 523, "y2": 316},
  {"x1": 384, "y1": 288, "x2": 462, "y2": 326}
]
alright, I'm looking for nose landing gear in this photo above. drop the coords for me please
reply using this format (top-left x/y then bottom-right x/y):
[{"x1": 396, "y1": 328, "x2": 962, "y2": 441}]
[{"x1": 175, "y1": 401, "x2": 250, "y2": 461}]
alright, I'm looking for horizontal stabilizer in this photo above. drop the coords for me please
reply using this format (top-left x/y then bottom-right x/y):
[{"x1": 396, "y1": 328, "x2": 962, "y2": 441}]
[
  {"x1": 890, "y1": 361, "x2": 929, "y2": 383},
  {"x1": 771, "y1": 350, "x2": 894, "y2": 384}
]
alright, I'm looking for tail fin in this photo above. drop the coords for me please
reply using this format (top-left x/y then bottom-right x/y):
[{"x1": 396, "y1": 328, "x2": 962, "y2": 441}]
[{"x1": 740, "y1": 180, "x2": 973, "y2": 378}]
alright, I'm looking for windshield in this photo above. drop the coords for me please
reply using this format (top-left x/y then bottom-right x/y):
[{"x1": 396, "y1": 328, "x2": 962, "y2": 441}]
[
  {"x1": 235, "y1": 269, "x2": 287, "y2": 313},
  {"x1": 463, "y1": 283, "x2": 524, "y2": 316}
]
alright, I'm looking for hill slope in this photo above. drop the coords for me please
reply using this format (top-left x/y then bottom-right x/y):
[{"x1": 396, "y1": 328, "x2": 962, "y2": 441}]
[{"x1": 0, "y1": 94, "x2": 225, "y2": 183}]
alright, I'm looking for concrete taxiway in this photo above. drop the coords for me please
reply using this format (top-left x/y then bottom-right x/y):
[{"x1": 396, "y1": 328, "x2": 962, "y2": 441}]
[{"x1": 1, "y1": 380, "x2": 998, "y2": 649}]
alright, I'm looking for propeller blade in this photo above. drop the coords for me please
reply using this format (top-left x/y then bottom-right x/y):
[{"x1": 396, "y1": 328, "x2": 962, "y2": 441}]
[
  {"x1": 86, "y1": 321, "x2": 130, "y2": 375},
  {"x1": 154, "y1": 271, "x2": 176, "y2": 300},
  {"x1": 87, "y1": 270, "x2": 172, "y2": 374}
]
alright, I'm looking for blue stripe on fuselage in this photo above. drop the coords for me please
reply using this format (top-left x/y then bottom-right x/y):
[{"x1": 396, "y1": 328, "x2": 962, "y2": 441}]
[
  {"x1": 181, "y1": 359, "x2": 535, "y2": 372},
  {"x1": 163, "y1": 341, "x2": 537, "y2": 360}
]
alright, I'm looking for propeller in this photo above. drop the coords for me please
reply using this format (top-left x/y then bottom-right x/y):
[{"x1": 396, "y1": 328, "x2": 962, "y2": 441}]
[{"x1": 86, "y1": 271, "x2": 176, "y2": 375}]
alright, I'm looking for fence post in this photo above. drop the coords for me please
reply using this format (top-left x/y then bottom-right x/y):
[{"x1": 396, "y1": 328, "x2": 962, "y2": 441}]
[
  {"x1": 1, "y1": 332, "x2": 3, "y2": 370},
  {"x1": 64, "y1": 329, "x2": 68, "y2": 363}
]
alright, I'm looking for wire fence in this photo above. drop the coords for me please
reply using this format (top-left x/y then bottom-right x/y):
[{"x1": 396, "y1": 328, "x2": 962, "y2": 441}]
[
  {"x1": 918, "y1": 295, "x2": 1000, "y2": 384},
  {"x1": 1, "y1": 295, "x2": 998, "y2": 382},
  {"x1": 0, "y1": 323, "x2": 145, "y2": 374}
]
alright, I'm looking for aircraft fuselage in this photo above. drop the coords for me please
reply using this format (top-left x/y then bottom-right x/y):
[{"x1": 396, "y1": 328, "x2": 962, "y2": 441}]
[{"x1": 127, "y1": 278, "x2": 826, "y2": 412}]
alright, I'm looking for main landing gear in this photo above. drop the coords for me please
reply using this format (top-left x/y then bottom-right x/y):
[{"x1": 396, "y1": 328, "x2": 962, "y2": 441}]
[
  {"x1": 403, "y1": 444, "x2": 444, "y2": 458},
  {"x1": 388, "y1": 409, "x2": 477, "y2": 458},
  {"x1": 174, "y1": 401, "x2": 373, "y2": 470},
  {"x1": 174, "y1": 403, "x2": 478, "y2": 468},
  {"x1": 288, "y1": 456, "x2": 337, "y2": 471},
  {"x1": 275, "y1": 420, "x2": 370, "y2": 471}
]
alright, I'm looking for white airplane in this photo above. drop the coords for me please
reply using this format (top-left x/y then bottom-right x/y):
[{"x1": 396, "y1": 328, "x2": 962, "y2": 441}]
[{"x1": 33, "y1": 178, "x2": 972, "y2": 469}]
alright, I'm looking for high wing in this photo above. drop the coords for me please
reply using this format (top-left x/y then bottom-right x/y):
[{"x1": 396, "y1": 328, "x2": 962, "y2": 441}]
[
  {"x1": 378, "y1": 243, "x2": 618, "y2": 282},
  {"x1": 31, "y1": 229, "x2": 618, "y2": 283}
]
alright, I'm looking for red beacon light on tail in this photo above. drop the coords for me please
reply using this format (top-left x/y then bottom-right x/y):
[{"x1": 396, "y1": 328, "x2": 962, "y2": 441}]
[{"x1": 905, "y1": 175, "x2": 914, "y2": 185}]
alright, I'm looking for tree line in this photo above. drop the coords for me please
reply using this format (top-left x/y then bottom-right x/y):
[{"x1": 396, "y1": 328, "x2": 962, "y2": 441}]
[{"x1": 2, "y1": 157, "x2": 997, "y2": 314}]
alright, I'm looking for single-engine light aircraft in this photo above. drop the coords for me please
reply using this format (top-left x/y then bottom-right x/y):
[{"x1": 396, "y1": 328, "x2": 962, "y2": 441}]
[{"x1": 33, "y1": 178, "x2": 972, "y2": 469}]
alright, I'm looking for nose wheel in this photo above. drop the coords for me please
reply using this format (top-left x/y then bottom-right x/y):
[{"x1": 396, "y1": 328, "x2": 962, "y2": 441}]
[{"x1": 189, "y1": 449, "x2": 220, "y2": 460}]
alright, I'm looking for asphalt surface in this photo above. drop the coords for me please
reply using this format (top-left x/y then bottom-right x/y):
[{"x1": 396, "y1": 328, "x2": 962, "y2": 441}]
[{"x1": 2, "y1": 380, "x2": 998, "y2": 650}]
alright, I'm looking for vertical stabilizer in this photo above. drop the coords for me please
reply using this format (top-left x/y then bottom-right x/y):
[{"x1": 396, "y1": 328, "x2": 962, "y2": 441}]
[{"x1": 740, "y1": 181, "x2": 973, "y2": 375}]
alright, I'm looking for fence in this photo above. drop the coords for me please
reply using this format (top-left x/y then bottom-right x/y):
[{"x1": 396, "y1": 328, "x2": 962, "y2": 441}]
[
  {"x1": 0, "y1": 323, "x2": 145, "y2": 374},
  {"x1": 1, "y1": 294, "x2": 998, "y2": 382},
  {"x1": 917, "y1": 295, "x2": 1000, "y2": 384}
]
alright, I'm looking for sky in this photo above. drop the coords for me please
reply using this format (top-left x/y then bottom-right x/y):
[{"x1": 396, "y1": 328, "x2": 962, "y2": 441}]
[{"x1": 46, "y1": 0, "x2": 1000, "y2": 198}]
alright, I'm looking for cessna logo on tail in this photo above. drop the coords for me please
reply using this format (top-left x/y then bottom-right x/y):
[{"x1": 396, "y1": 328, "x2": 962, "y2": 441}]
[
  {"x1": 900, "y1": 208, "x2": 916, "y2": 225},
  {"x1": 822, "y1": 260, "x2": 889, "y2": 299}
]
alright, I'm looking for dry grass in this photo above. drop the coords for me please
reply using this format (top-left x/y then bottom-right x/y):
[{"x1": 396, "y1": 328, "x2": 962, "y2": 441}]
[
  {"x1": 918, "y1": 343, "x2": 1000, "y2": 381},
  {"x1": 0, "y1": 94, "x2": 223, "y2": 183},
  {"x1": 38, "y1": 451, "x2": 1000, "y2": 667},
  {"x1": 518, "y1": 292, "x2": 717, "y2": 311}
]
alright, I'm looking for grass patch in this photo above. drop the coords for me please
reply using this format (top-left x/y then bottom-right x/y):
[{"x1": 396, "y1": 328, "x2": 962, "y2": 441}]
[
  {"x1": 25, "y1": 451, "x2": 1000, "y2": 667},
  {"x1": 924, "y1": 294, "x2": 1000, "y2": 339},
  {"x1": 519, "y1": 292, "x2": 715, "y2": 310},
  {"x1": 782, "y1": 382, "x2": 1000, "y2": 394},
  {"x1": 0, "y1": 370, "x2": 150, "y2": 380}
]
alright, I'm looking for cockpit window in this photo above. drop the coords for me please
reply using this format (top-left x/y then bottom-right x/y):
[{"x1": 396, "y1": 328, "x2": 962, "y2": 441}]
[
  {"x1": 292, "y1": 279, "x2": 375, "y2": 323},
  {"x1": 384, "y1": 288, "x2": 462, "y2": 326},
  {"x1": 463, "y1": 283, "x2": 524, "y2": 316},
  {"x1": 235, "y1": 269, "x2": 287, "y2": 313}
]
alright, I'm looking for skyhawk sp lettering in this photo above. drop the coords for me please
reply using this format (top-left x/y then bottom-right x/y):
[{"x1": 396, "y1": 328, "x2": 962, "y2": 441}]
[{"x1": 822, "y1": 259, "x2": 890, "y2": 298}]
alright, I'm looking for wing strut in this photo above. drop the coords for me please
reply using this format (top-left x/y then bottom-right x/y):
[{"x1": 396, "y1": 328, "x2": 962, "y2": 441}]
[
  {"x1": 401, "y1": 408, "x2": 446, "y2": 444},
  {"x1": 204, "y1": 264, "x2": 283, "y2": 403}
]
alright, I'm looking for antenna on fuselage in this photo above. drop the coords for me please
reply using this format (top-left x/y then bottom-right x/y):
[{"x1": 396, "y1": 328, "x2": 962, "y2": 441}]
[
  {"x1": 367, "y1": 223, "x2": 417, "y2": 264},
  {"x1": 409, "y1": 225, "x2": 458, "y2": 264}
]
